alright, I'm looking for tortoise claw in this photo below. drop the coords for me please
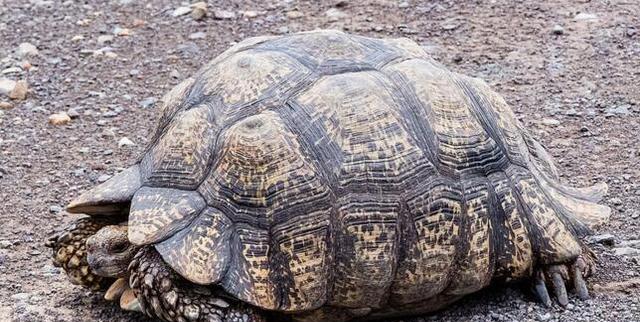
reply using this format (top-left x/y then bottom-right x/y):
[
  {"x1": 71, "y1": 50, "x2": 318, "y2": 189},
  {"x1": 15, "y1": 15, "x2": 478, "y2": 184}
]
[
  {"x1": 534, "y1": 270, "x2": 552, "y2": 307},
  {"x1": 571, "y1": 257, "x2": 591, "y2": 300},
  {"x1": 549, "y1": 268, "x2": 569, "y2": 307}
]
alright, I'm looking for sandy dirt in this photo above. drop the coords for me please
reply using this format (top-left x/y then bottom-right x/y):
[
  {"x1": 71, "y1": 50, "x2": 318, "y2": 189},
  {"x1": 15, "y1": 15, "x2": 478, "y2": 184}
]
[{"x1": 0, "y1": 0, "x2": 638, "y2": 321}]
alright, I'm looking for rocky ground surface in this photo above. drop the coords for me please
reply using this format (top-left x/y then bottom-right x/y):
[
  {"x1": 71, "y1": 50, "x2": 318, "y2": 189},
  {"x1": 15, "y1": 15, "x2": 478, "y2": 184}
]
[{"x1": 0, "y1": 0, "x2": 639, "y2": 321}]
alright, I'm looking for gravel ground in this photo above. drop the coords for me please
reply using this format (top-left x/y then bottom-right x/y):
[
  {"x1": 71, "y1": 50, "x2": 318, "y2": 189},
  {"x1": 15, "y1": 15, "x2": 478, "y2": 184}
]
[{"x1": 0, "y1": 1, "x2": 638, "y2": 321}]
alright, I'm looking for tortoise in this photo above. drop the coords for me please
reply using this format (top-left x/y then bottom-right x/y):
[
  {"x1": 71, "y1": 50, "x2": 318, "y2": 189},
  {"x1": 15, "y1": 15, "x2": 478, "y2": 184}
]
[{"x1": 46, "y1": 30, "x2": 611, "y2": 322}]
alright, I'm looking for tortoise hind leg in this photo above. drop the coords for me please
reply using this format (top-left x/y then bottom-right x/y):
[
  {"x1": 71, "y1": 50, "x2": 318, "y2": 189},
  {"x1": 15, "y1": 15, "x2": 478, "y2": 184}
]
[
  {"x1": 532, "y1": 248, "x2": 595, "y2": 307},
  {"x1": 497, "y1": 166, "x2": 605, "y2": 307}
]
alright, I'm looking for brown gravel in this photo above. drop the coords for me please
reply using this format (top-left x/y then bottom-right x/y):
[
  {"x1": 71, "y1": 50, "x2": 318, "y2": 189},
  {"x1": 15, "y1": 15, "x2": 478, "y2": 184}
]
[{"x1": 0, "y1": 1, "x2": 638, "y2": 321}]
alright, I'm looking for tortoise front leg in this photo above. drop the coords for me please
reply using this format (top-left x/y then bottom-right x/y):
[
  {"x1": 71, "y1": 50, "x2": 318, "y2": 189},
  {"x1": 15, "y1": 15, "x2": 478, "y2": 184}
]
[
  {"x1": 129, "y1": 247, "x2": 268, "y2": 322},
  {"x1": 45, "y1": 216, "x2": 119, "y2": 290}
]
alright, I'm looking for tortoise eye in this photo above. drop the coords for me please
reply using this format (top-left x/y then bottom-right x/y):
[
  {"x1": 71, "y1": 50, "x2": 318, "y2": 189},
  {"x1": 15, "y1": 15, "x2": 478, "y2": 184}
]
[{"x1": 111, "y1": 242, "x2": 128, "y2": 253}]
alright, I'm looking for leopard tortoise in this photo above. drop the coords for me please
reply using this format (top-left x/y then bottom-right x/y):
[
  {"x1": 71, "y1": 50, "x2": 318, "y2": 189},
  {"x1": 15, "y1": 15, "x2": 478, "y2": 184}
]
[{"x1": 46, "y1": 30, "x2": 611, "y2": 322}]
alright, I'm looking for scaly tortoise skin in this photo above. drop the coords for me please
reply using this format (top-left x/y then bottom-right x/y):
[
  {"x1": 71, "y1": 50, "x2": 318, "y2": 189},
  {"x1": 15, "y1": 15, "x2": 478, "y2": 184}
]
[{"x1": 47, "y1": 30, "x2": 611, "y2": 322}]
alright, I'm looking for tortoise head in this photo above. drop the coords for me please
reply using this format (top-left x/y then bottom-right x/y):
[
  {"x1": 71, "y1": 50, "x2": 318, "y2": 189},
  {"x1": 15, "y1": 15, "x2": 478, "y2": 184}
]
[
  {"x1": 64, "y1": 164, "x2": 143, "y2": 278},
  {"x1": 46, "y1": 164, "x2": 143, "y2": 292},
  {"x1": 86, "y1": 225, "x2": 139, "y2": 278}
]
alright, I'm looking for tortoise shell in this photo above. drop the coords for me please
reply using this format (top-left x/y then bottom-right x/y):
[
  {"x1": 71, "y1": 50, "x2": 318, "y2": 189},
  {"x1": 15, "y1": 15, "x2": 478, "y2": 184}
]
[{"x1": 67, "y1": 30, "x2": 610, "y2": 314}]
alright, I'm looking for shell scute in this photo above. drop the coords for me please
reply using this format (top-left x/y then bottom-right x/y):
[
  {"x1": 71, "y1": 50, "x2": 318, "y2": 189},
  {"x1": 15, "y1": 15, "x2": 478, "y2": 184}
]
[{"x1": 128, "y1": 187, "x2": 206, "y2": 245}]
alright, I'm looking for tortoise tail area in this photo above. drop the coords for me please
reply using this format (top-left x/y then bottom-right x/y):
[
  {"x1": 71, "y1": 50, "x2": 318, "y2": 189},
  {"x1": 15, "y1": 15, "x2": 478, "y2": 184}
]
[
  {"x1": 522, "y1": 132, "x2": 611, "y2": 236},
  {"x1": 480, "y1": 142, "x2": 611, "y2": 287},
  {"x1": 449, "y1": 76, "x2": 611, "y2": 287}
]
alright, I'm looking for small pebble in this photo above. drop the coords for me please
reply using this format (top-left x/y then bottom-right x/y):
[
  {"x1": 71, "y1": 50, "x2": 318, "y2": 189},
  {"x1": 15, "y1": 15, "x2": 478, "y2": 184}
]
[
  {"x1": 325, "y1": 8, "x2": 348, "y2": 22},
  {"x1": 0, "y1": 78, "x2": 17, "y2": 96},
  {"x1": 169, "y1": 70, "x2": 181, "y2": 79},
  {"x1": 49, "y1": 205, "x2": 63, "y2": 213},
  {"x1": 188, "y1": 32, "x2": 206, "y2": 40},
  {"x1": 2, "y1": 67, "x2": 22, "y2": 74},
  {"x1": 0, "y1": 101, "x2": 13, "y2": 110},
  {"x1": 542, "y1": 118, "x2": 561, "y2": 126},
  {"x1": 191, "y1": 2, "x2": 207, "y2": 20},
  {"x1": 139, "y1": 97, "x2": 156, "y2": 108},
  {"x1": 9, "y1": 80, "x2": 28, "y2": 100},
  {"x1": 103, "y1": 111, "x2": 118, "y2": 118},
  {"x1": 552, "y1": 24, "x2": 564, "y2": 35},
  {"x1": 538, "y1": 312, "x2": 552, "y2": 321},
  {"x1": 172, "y1": 6, "x2": 192, "y2": 17},
  {"x1": 97, "y1": 35, "x2": 114, "y2": 44},
  {"x1": 113, "y1": 27, "x2": 131, "y2": 36},
  {"x1": 277, "y1": 26, "x2": 289, "y2": 34},
  {"x1": 213, "y1": 10, "x2": 236, "y2": 20},
  {"x1": 613, "y1": 247, "x2": 640, "y2": 257},
  {"x1": 10, "y1": 293, "x2": 30, "y2": 302},
  {"x1": 242, "y1": 11, "x2": 259, "y2": 18},
  {"x1": 105, "y1": 52, "x2": 118, "y2": 59},
  {"x1": 610, "y1": 197, "x2": 623, "y2": 205},
  {"x1": 286, "y1": 11, "x2": 304, "y2": 20},
  {"x1": 17, "y1": 42, "x2": 39, "y2": 57},
  {"x1": 48, "y1": 112, "x2": 71, "y2": 125},
  {"x1": 590, "y1": 234, "x2": 616, "y2": 246},
  {"x1": 574, "y1": 13, "x2": 598, "y2": 21},
  {"x1": 118, "y1": 137, "x2": 135, "y2": 147}
]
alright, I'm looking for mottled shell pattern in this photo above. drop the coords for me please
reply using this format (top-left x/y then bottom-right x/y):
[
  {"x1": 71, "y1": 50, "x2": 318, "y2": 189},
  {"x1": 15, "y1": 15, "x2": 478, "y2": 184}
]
[{"x1": 67, "y1": 30, "x2": 610, "y2": 313}]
